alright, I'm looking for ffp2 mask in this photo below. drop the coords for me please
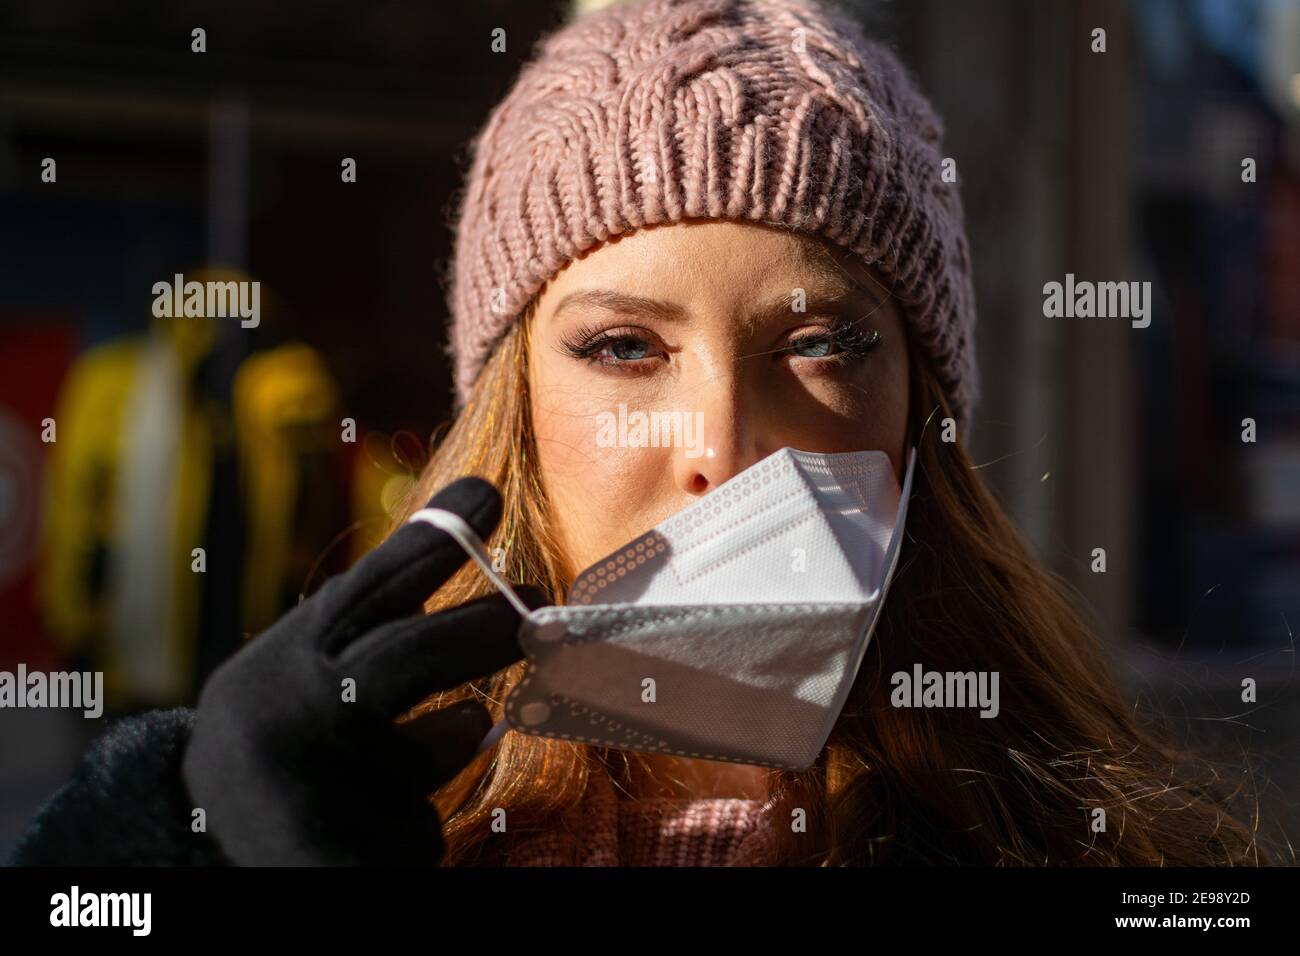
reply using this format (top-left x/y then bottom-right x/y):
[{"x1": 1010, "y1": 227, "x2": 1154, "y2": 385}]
[{"x1": 410, "y1": 445, "x2": 916, "y2": 771}]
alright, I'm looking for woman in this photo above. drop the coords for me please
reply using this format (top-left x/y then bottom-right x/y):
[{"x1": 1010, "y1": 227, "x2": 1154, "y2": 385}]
[{"x1": 12, "y1": 0, "x2": 1265, "y2": 867}]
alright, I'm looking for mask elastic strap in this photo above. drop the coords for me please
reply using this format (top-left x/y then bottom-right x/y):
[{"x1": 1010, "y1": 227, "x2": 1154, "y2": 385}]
[
  {"x1": 406, "y1": 507, "x2": 530, "y2": 756},
  {"x1": 407, "y1": 508, "x2": 533, "y2": 617},
  {"x1": 880, "y1": 446, "x2": 917, "y2": 596}
]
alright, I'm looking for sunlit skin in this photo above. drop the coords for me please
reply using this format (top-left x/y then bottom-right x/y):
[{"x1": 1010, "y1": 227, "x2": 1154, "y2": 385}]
[{"x1": 526, "y1": 219, "x2": 910, "y2": 799}]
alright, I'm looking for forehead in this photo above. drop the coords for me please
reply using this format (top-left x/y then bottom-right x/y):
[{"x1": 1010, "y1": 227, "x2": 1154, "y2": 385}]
[{"x1": 537, "y1": 219, "x2": 892, "y2": 306}]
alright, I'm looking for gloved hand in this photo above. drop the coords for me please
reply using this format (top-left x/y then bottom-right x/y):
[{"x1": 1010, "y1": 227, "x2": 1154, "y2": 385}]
[{"x1": 182, "y1": 476, "x2": 547, "y2": 865}]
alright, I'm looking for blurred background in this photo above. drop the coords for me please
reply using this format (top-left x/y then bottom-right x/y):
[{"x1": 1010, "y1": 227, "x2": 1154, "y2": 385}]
[{"x1": 1, "y1": 0, "x2": 1297, "y2": 859}]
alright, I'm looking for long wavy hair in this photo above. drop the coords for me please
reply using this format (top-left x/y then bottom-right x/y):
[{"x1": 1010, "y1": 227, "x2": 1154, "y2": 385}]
[{"x1": 385, "y1": 280, "x2": 1271, "y2": 866}]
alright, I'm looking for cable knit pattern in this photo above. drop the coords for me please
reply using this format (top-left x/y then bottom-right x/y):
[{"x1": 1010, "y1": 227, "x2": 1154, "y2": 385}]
[
  {"x1": 446, "y1": 0, "x2": 978, "y2": 429},
  {"x1": 503, "y1": 771, "x2": 781, "y2": 866}
]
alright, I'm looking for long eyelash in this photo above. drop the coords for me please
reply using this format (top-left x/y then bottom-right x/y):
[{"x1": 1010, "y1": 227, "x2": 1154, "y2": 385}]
[
  {"x1": 558, "y1": 321, "x2": 625, "y2": 360},
  {"x1": 787, "y1": 316, "x2": 883, "y2": 365}
]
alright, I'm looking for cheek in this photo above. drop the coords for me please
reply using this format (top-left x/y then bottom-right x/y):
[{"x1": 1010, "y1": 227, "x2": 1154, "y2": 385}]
[
  {"x1": 849, "y1": 347, "x2": 910, "y2": 463},
  {"x1": 529, "y1": 346, "x2": 670, "y2": 573},
  {"x1": 529, "y1": 345, "x2": 613, "y2": 473},
  {"x1": 785, "y1": 344, "x2": 910, "y2": 458},
  {"x1": 854, "y1": 346, "x2": 909, "y2": 448}
]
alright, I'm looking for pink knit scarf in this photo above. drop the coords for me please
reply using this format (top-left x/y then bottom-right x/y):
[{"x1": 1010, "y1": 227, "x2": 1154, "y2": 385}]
[{"x1": 500, "y1": 770, "x2": 781, "y2": 866}]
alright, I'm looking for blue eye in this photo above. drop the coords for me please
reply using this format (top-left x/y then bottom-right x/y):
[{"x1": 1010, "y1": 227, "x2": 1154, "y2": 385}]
[
  {"x1": 559, "y1": 324, "x2": 663, "y2": 373},
  {"x1": 789, "y1": 336, "x2": 835, "y2": 358},
  {"x1": 784, "y1": 323, "x2": 882, "y2": 365},
  {"x1": 607, "y1": 337, "x2": 650, "y2": 360}
]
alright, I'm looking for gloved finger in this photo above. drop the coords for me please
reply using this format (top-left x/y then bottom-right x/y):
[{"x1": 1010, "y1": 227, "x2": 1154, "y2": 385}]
[
  {"x1": 390, "y1": 699, "x2": 495, "y2": 795},
  {"x1": 336, "y1": 586, "x2": 551, "y2": 717},
  {"x1": 321, "y1": 476, "x2": 503, "y2": 651}
]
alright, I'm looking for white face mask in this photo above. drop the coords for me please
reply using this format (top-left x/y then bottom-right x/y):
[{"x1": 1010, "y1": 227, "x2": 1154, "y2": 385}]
[{"x1": 410, "y1": 445, "x2": 916, "y2": 771}]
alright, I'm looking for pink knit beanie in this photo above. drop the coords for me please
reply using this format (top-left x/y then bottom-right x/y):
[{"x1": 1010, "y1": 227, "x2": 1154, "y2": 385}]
[{"x1": 445, "y1": 0, "x2": 979, "y2": 429}]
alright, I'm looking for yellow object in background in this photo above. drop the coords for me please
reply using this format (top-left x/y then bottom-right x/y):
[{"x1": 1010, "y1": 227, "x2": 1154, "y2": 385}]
[
  {"x1": 37, "y1": 269, "x2": 345, "y2": 711},
  {"x1": 235, "y1": 344, "x2": 340, "y2": 636}
]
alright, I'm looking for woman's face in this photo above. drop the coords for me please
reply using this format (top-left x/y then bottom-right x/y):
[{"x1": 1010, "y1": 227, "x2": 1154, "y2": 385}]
[{"x1": 527, "y1": 219, "x2": 910, "y2": 581}]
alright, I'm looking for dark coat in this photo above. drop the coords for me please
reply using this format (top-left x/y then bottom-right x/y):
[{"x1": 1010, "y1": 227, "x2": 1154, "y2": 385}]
[{"x1": 9, "y1": 708, "x2": 230, "y2": 866}]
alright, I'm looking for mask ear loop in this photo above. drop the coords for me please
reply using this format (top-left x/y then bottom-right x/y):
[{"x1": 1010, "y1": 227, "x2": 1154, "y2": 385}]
[
  {"x1": 886, "y1": 446, "x2": 917, "y2": 585},
  {"x1": 407, "y1": 508, "x2": 533, "y2": 617},
  {"x1": 406, "y1": 507, "x2": 531, "y2": 756}
]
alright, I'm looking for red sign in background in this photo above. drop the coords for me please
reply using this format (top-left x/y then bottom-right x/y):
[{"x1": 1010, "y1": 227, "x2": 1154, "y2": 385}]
[{"x1": 0, "y1": 317, "x2": 77, "y2": 669}]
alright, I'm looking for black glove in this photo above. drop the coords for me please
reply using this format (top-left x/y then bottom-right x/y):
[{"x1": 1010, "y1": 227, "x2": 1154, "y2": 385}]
[
  {"x1": 182, "y1": 476, "x2": 548, "y2": 865},
  {"x1": 9, "y1": 707, "x2": 229, "y2": 866}
]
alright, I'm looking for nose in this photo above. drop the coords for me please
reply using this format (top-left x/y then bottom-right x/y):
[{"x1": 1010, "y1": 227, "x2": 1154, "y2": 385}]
[{"x1": 670, "y1": 364, "x2": 767, "y2": 496}]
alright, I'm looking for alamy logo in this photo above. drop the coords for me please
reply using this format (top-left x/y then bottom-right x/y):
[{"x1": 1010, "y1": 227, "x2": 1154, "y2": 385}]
[
  {"x1": 151, "y1": 273, "x2": 260, "y2": 328},
  {"x1": 595, "y1": 402, "x2": 705, "y2": 458},
  {"x1": 50, "y1": 886, "x2": 151, "y2": 936},
  {"x1": 0, "y1": 665, "x2": 103, "y2": 718},
  {"x1": 890, "y1": 664, "x2": 1000, "y2": 718},
  {"x1": 1042, "y1": 273, "x2": 1151, "y2": 328}
]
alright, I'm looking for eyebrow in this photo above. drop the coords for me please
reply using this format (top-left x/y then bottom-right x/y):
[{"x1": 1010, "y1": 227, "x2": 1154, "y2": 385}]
[{"x1": 550, "y1": 283, "x2": 887, "y2": 325}]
